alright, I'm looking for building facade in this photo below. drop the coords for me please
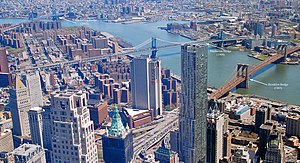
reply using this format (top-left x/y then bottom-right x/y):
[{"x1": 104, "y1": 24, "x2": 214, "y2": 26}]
[
  {"x1": 50, "y1": 91, "x2": 98, "y2": 163},
  {"x1": 255, "y1": 107, "x2": 268, "y2": 133},
  {"x1": 264, "y1": 131, "x2": 285, "y2": 163},
  {"x1": 154, "y1": 147, "x2": 179, "y2": 163},
  {"x1": 9, "y1": 76, "x2": 31, "y2": 137},
  {"x1": 130, "y1": 54, "x2": 162, "y2": 117},
  {"x1": 259, "y1": 121, "x2": 276, "y2": 160},
  {"x1": 28, "y1": 107, "x2": 44, "y2": 147},
  {"x1": 206, "y1": 106, "x2": 225, "y2": 163},
  {"x1": 179, "y1": 44, "x2": 208, "y2": 163},
  {"x1": 28, "y1": 106, "x2": 52, "y2": 162},
  {"x1": 0, "y1": 127, "x2": 14, "y2": 152},
  {"x1": 12, "y1": 144, "x2": 46, "y2": 163},
  {"x1": 102, "y1": 106, "x2": 133, "y2": 163},
  {"x1": 286, "y1": 115, "x2": 300, "y2": 138},
  {"x1": 232, "y1": 147, "x2": 251, "y2": 163},
  {"x1": 0, "y1": 48, "x2": 9, "y2": 73},
  {"x1": 22, "y1": 71, "x2": 43, "y2": 107},
  {"x1": 87, "y1": 100, "x2": 108, "y2": 129}
]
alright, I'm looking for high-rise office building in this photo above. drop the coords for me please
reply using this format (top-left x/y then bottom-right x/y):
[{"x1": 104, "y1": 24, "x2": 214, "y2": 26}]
[
  {"x1": 0, "y1": 48, "x2": 9, "y2": 73},
  {"x1": 50, "y1": 91, "x2": 98, "y2": 163},
  {"x1": 255, "y1": 107, "x2": 268, "y2": 133},
  {"x1": 9, "y1": 76, "x2": 31, "y2": 137},
  {"x1": 102, "y1": 106, "x2": 133, "y2": 163},
  {"x1": 264, "y1": 131, "x2": 285, "y2": 163},
  {"x1": 22, "y1": 71, "x2": 43, "y2": 107},
  {"x1": 254, "y1": 22, "x2": 265, "y2": 38},
  {"x1": 170, "y1": 130, "x2": 180, "y2": 153},
  {"x1": 179, "y1": 44, "x2": 208, "y2": 163},
  {"x1": 259, "y1": 121, "x2": 276, "y2": 159},
  {"x1": 286, "y1": 115, "x2": 300, "y2": 138},
  {"x1": 28, "y1": 105, "x2": 52, "y2": 163},
  {"x1": 130, "y1": 54, "x2": 162, "y2": 117},
  {"x1": 271, "y1": 24, "x2": 277, "y2": 37},
  {"x1": 206, "y1": 105, "x2": 225, "y2": 163},
  {"x1": 28, "y1": 107, "x2": 44, "y2": 147}
]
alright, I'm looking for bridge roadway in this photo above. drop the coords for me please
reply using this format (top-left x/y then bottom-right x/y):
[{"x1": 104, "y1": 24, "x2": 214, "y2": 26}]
[
  {"x1": 13, "y1": 36, "x2": 247, "y2": 73},
  {"x1": 0, "y1": 24, "x2": 21, "y2": 33},
  {"x1": 209, "y1": 46, "x2": 300, "y2": 100},
  {"x1": 133, "y1": 110, "x2": 178, "y2": 161}
]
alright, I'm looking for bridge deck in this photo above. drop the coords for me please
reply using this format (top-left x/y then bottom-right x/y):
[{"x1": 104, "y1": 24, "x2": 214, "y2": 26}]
[{"x1": 209, "y1": 46, "x2": 300, "y2": 99}]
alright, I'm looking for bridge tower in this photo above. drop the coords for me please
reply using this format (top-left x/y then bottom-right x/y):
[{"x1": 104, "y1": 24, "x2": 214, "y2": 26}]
[
  {"x1": 281, "y1": 45, "x2": 287, "y2": 62},
  {"x1": 151, "y1": 37, "x2": 158, "y2": 58},
  {"x1": 236, "y1": 64, "x2": 249, "y2": 89},
  {"x1": 276, "y1": 44, "x2": 287, "y2": 62},
  {"x1": 218, "y1": 30, "x2": 224, "y2": 40}
]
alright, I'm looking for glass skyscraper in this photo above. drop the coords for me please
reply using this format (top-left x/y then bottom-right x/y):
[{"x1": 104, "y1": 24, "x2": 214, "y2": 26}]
[{"x1": 179, "y1": 44, "x2": 208, "y2": 163}]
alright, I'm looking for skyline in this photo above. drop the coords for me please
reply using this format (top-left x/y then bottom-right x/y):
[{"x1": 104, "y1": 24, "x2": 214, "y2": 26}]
[{"x1": 0, "y1": 0, "x2": 300, "y2": 162}]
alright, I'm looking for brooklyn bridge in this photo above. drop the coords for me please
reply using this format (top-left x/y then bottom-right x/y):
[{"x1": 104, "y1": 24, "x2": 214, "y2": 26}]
[{"x1": 5, "y1": 24, "x2": 299, "y2": 100}]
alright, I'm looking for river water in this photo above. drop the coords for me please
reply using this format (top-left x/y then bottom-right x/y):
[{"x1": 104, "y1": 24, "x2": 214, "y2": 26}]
[{"x1": 1, "y1": 18, "x2": 299, "y2": 105}]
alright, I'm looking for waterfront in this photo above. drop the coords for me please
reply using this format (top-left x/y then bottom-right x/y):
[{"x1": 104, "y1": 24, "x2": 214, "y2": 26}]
[{"x1": 1, "y1": 19, "x2": 300, "y2": 105}]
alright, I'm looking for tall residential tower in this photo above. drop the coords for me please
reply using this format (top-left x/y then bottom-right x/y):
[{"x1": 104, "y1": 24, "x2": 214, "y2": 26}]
[{"x1": 179, "y1": 44, "x2": 208, "y2": 163}]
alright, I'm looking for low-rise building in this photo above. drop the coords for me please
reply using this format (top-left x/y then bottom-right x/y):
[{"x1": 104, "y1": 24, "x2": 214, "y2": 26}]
[{"x1": 12, "y1": 144, "x2": 46, "y2": 163}]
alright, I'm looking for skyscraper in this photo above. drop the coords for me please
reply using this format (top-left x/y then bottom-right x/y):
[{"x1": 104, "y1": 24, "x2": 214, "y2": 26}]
[
  {"x1": 28, "y1": 106, "x2": 52, "y2": 162},
  {"x1": 286, "y1": 115, "x2": 300, "y2": 138},
  {"x1": 206, "y1": 105, "x2": 225, "y2": 163},
  {"x1": 259, "y1": 121, "x2": 276, "y2": 159},
  {"x1": 130, "y1": 54, "x2": 162, "y2": 117},
  {"x1": 22, "y1": 71, "x2": 43, "y2": 107},
  {"x1": 102, "y1": 106, "x2": 133, "y2": 163},
  {"x1": 9, "y1": 76, "x2": 31, "y2": 137},
  {"x1": 271, "y1": 24, "x2": 277, "y2": 37},
  {"x1": 28, "y1": 107, "x2": 44, "y2": 147},
  {"x1": 50, "y1": 91, "x2": 98, "y2": 163},
  {"x1": 255, "y1": 107, "x2": 268, "y2": 133},
  {"x1": 264, "y1": 131, "x2": 285, "y2": 163},
  {"x1": 179, "y1": 44, "x2": 208, "y2": 163}
]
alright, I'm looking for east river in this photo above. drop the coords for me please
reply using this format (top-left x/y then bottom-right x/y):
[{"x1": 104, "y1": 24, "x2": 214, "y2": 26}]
[{"x1": 1, "y1": 18, "x2": 300, "y2": 105}]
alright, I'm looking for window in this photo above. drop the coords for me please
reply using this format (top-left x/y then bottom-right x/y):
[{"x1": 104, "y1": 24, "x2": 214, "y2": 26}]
[
  {"x1": 60, "y1": 101, "x2": 66, "y2": 110},
  {"x1": 76, "y1": 100, "x2": 80, "y2": 107}
]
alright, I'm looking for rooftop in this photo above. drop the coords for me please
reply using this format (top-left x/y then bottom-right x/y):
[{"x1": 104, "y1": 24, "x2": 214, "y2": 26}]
[
  {"x1": 124, "y1": 107, "x2": 150, "y2": 117},
  {"x1": 12, "y1": 144, "x2": 42, "y2": 157},
  {"x1": 108, "y1": 106, "x2": 126, "y2": 137},
  {"x1": 29, "y1": 107, "x2": 43, "y2": 112},
  {"x1": 155, "y1": 147, "x2": 172, "y2": 157}
]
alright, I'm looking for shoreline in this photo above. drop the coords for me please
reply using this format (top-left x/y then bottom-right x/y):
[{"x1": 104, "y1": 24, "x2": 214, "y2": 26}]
[
  {"x1": 1, "y1": 18, "x2": 299, "y2": 106},
  {"x1": 248, "y1": 53, "x2": 299, "y2": 65}
]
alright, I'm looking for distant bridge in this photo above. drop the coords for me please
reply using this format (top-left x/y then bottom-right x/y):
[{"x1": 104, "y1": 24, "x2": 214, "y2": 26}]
[
  {"x1": 0, "y1": 24, "x2": 21, "y2": 33},
  {"x1": 209, "y1": 45, "x2": 300, "y2": 99},
  {"x1": 5, "y1": 25, "x2": 299, "y2": 100},
  {"x1": 11, "y1": 35, "x2": 247, "y2": 73}
]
